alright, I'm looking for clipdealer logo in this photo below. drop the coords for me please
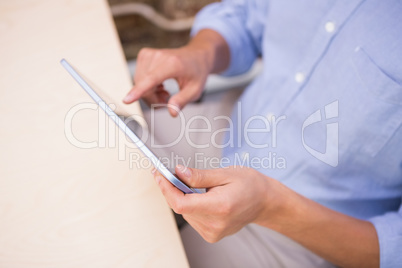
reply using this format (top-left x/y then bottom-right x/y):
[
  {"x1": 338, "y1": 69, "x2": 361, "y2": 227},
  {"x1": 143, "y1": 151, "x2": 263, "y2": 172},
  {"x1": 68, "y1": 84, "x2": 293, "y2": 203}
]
[
  {"x1": 64, "y1": 100, "x2": 339, "y2": 168},
  {"x1": 302, "y1": 100, "x2": 339, "y2": 167}
]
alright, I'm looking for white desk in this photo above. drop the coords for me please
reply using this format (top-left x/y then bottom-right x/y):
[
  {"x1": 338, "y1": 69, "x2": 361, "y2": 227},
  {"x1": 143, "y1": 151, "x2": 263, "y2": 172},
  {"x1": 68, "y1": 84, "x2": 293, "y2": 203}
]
[{"x1": 0, "y1": 1, "x2": 188, "y2": 267}]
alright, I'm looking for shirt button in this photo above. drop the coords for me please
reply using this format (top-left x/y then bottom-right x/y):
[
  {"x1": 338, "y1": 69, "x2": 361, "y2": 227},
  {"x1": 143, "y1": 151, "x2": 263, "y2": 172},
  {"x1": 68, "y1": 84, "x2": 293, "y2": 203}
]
[
  {"x1": 294, "y1": 72, "x2": 305, "y2": 83},
  {"x1": 325, "y1": 21, "x2": 335, "y2": 33},
  {"x1": 266, "y1": 113, "x2": 275, "y2": 122}
]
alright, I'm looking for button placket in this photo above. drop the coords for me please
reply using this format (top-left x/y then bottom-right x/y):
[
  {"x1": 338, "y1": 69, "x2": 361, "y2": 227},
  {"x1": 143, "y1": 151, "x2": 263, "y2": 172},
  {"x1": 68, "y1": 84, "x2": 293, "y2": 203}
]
[
  {"x1": 272, "y1": 0, "x2": 365, "y2": 116},
  {"x1": 294, "y1": 72, "x2": 306, "y2": 84},
  {"x1": 325, "y1": 21, "x2": 336, "y2": 33}
]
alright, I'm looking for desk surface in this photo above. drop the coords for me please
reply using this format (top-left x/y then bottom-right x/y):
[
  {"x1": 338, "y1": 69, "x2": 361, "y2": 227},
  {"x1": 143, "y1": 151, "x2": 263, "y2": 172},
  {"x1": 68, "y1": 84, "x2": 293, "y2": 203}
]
[{"x1": 0, "y1": 1, "x2": 188, "y2": 267}]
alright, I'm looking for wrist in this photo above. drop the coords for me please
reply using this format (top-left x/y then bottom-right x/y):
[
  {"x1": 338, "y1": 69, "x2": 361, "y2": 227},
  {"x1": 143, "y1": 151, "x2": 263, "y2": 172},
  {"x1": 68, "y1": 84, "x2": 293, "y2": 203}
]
[
  {"x1": 186, "y1": 29, "x2": 230, "y2": 74},
  {"x1": 254, "y1": 175, "x2": 304, "y2": 233}
]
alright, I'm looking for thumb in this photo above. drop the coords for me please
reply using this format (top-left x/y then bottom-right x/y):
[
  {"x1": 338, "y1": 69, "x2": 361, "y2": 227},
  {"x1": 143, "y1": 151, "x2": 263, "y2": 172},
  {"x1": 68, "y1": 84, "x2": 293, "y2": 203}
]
[
  {"x1": 168, "y1": 84, "x2": 202, "y2": 117},
  {"x1": 175, "y1": 165, "x2": 228, "y2": 188},
  {"x1": 123, "y1": 77, "x2": 160, "y2": 104}
]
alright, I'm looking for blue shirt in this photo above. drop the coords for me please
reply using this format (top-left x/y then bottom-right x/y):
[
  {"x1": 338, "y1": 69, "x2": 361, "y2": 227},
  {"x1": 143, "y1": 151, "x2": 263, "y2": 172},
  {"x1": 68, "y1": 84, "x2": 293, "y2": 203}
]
[{"x1": 191, "y1": 1, "x2": 402, "y2": 267}]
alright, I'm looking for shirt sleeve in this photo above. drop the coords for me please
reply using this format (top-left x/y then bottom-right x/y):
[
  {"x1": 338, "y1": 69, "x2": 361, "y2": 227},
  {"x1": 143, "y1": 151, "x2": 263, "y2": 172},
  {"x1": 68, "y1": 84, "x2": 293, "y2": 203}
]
[
  {"x1": 369, "y1": 202, "x2": 402, "y2": 268},
  {"x1": 191, "y1": 0, "x2": 268, "y2": 76}
]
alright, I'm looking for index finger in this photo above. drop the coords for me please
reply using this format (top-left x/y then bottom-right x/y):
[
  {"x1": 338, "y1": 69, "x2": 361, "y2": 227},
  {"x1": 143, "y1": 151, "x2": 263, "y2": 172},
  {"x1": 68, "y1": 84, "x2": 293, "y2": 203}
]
[{"x1": 123, "y1": 66, "x2": 177, "y2": 104}]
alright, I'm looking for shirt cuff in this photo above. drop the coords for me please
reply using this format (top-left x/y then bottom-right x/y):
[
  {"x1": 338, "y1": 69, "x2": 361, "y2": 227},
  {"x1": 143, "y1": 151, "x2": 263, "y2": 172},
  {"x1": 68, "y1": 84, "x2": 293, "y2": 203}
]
[{"x1": 369, "y1": 210, "x2": 402, "y2": 268}]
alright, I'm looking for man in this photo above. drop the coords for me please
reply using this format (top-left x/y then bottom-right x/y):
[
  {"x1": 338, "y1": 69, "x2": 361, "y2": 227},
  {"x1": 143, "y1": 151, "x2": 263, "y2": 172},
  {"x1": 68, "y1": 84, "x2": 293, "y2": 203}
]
[{"x1": 123, "y1": 0, "x2": 402, "y2": 267}]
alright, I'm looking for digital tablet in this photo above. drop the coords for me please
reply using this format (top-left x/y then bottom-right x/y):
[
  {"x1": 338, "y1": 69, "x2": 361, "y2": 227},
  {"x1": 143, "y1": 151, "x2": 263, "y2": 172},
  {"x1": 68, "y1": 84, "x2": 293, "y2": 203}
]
[{"x1": 61, "y1": 59, "x2": 200, "y2": 194}]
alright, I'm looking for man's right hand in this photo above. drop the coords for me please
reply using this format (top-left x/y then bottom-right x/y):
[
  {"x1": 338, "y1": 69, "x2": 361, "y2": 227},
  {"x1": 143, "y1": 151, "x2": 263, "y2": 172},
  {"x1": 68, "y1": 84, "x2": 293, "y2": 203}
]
[{"x1": 123, "y1": 29, "x2": 230, "y2": 117}]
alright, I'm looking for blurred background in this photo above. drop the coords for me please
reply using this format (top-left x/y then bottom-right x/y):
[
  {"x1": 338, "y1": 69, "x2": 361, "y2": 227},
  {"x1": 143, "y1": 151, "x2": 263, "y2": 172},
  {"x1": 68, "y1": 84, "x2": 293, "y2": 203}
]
[{"x1": 108, "y1": 0, "x2": 218, "y2": 60}]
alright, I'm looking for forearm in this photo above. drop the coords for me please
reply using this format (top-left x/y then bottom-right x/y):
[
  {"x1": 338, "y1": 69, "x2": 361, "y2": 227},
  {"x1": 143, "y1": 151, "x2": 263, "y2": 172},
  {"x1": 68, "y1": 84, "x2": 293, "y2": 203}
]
[
  {"x1": 258, "y1": 179, "x2": 379, "y2": 268},
  {"x1": 186, "y1": 29, "x2": 230, "y2": 74}
]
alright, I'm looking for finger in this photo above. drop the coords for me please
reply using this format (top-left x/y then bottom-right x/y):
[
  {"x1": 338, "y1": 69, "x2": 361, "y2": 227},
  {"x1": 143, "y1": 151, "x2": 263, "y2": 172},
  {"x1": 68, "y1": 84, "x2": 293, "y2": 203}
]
[
  {"x1": 158, "y1": 90, "x2": 171, "y2": 103},
  {"x1": 154, "y1": 170, "x2": 220, "y2": 215},
  {"x1": 154, "y1": 85, "x2": 171, "y2": 103},
  {"x1": 151, "y1": 167, "x2": 157, "y2": 175},
  {"x1": 152, "y1": 168, "x2": 164, "y2": 180},
  {"x1": 134, "y1": 49, "x2": 152, "y2": 76},
  {"x1": 155, "y1": 173, "x2": 188, "y2": 214},
  {"x1": 175, "y1": 165, "x2": 229, "y2": 188},
  {"x1": 142, "y1": 86, "x2": 170, "y2": 106},
  {"x1": 124, "y1": 65, "x2": 176, "y2": 104},
  {"x1": 168, "y1": 84, "x2": 202, "y2": 117},
  {"x1": 123, "y1": 76, "x2": 162, "y2": 104}
]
